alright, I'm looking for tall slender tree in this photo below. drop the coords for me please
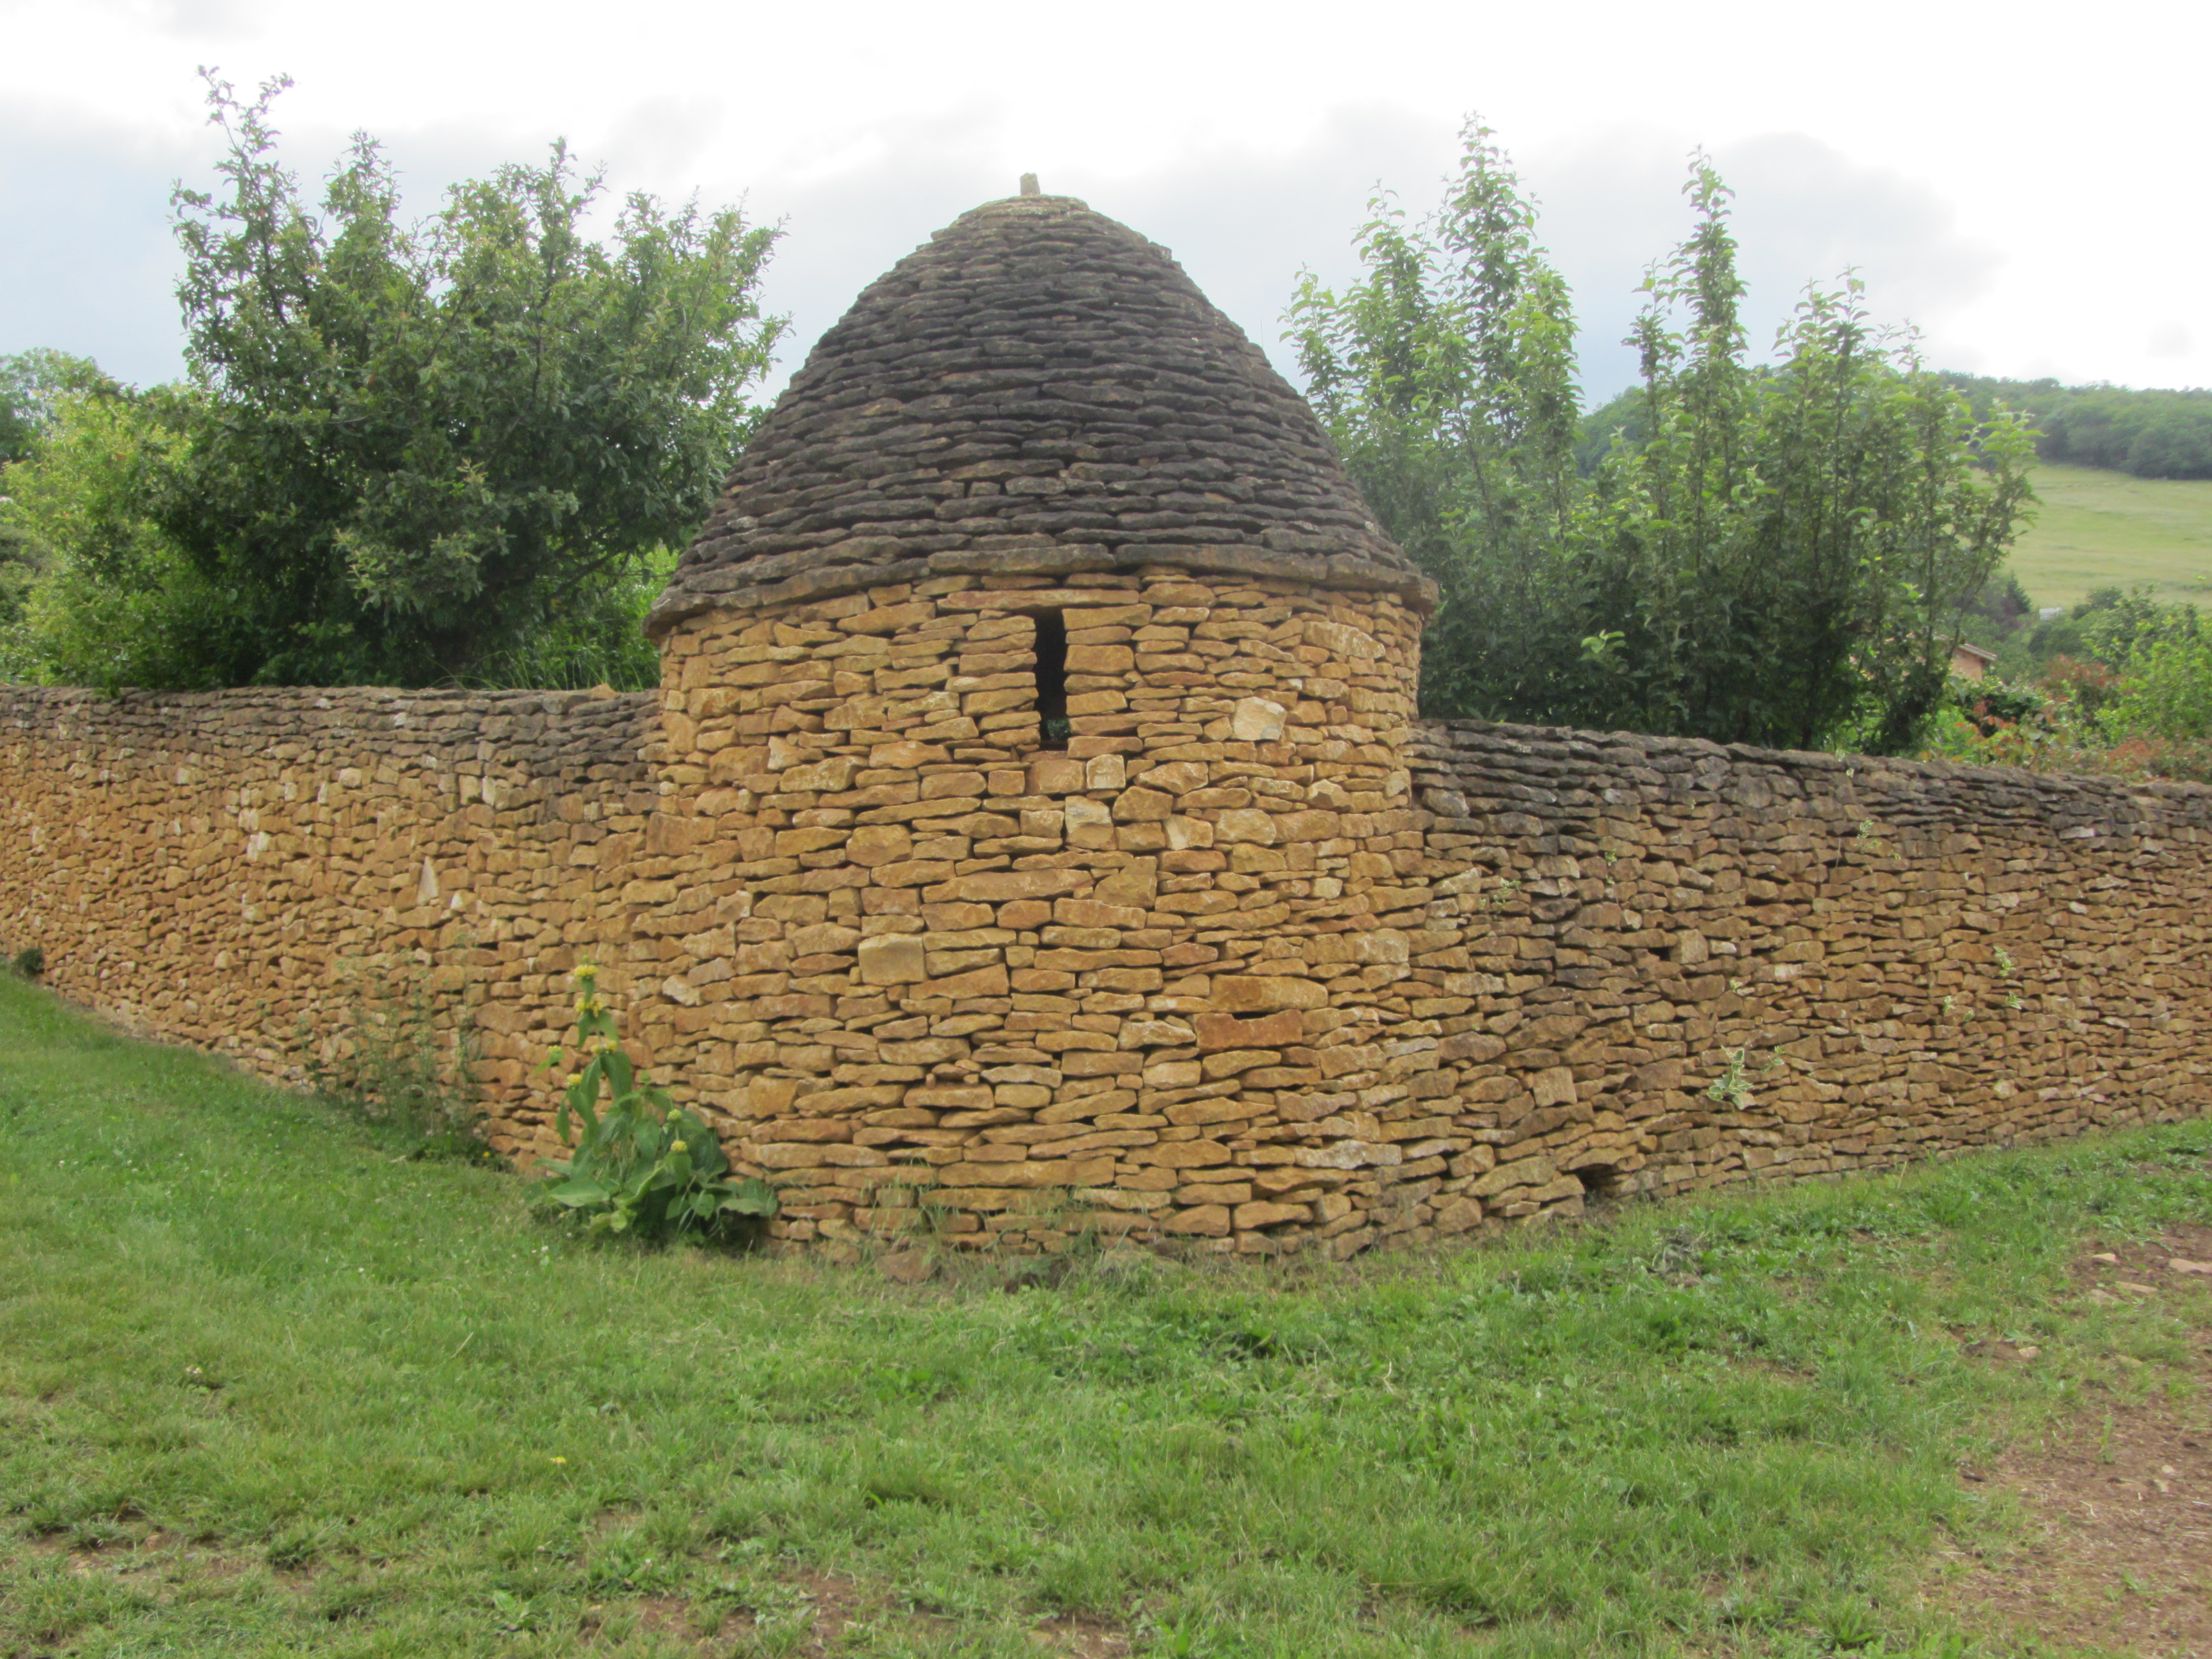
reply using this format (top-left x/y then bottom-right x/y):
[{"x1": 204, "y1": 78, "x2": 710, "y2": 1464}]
[
  {"x1": 1293, "y1": 129, "x2": 2036, "y2": 753},
  {"x1": 1290, "y1": 123, "x2": 1588, "y2": 718}
]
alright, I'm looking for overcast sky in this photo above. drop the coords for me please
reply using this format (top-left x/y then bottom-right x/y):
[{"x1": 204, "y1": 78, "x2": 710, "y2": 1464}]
[{"x1": 3, "y1": 0, "x2": 2203, "y2": 406}]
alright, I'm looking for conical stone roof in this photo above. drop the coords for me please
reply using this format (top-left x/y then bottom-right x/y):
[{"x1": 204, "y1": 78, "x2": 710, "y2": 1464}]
[{"x1": 646, "y1": 193, "x2": 1432, "y2": 636}]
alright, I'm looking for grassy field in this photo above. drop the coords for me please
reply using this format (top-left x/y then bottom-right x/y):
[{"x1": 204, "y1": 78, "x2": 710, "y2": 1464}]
[
  {"x1": 3, "y1": 975, "x2": 2209, "y2": 1658},
  {"x1": 2005, "y1": 463, "x2": 2212, "y2": 612}
]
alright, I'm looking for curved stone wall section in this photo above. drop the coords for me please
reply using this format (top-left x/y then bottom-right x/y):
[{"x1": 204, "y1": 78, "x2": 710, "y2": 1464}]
[
  {"x1": 648, "y1": 566, "x2": 1428, "y2": 1251},
  {"x1": 0, "y1": 686, "x2": 656, "y2": 1129},
  {"x1": 1395, "y1": 723, "x2": 2212, "y2": 1240}
]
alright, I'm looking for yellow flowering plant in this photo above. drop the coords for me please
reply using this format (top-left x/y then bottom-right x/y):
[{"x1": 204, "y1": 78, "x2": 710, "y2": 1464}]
[{"x1": 528, "y1": 964, "x2": 775, "y2": 1240}]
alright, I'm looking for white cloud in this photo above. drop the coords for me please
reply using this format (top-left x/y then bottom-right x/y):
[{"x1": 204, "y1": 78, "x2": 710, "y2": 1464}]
[
  {"x1": 2147, "y1": 322, "x2": 2192, "y2": 362},
  {"x1": 1522, "y1": 127, "x2": 2000, "y2": 398},
  {"x1": 3, "y1": 0, "x2": 2205, "y2": 401},
  {"x1": 0, "y1": 109, "x2": 196, "y2": 384}
]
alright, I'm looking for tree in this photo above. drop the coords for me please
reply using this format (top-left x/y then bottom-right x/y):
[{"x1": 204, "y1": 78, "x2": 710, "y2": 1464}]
[
  {"x1": 1289, "y1": 123, "x2": 1588, "y2": 719},
  {"x1": 0, "y1": 352, "x2": 141, "y2": 673},
  {"x1": 1, "y1": 383, "x2": 238, "y2": 689},
  {"x1": 1, "y1": 351, "x2": 113, "y2": 465},
  {"x1": 126, "y1": 73, "x2": 782, "y2": 687},
  {"x1": 1292, "y1": 131, "x2": 2036, "y2": 753}
]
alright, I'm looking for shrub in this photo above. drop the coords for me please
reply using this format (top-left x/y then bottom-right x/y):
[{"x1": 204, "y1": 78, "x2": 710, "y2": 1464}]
[
  {"x1": 529, "y1": 963, "x2": 775, "y2": 1242},
  {"x1": 305, "y1": 965, "x2": 491, "y2": 1161}
]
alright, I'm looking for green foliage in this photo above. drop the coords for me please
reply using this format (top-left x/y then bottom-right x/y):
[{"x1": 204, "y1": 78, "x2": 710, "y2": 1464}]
[
  {"x1": 530, "y1": 962, "x2": 775, "y2": 1240},
  {"x1": 457, "y1": 545, "x2": 674, "y2": 692},
  {"x1": 19, "y1": 72, "x2": 781, "y2": 691},
  {"x1": 1290, "y1": 122, "x2": 1585, "y2": 722},
  {"x1": 0, "y1": 350, "x2": 112, "y2": 466},
  {"x1": 0, "y1": 382, "x2": 256, "y2": 690},
  {"x1": 0, "y1": 352, "x2": 114, "y2": 473},
  {"x1": 1573, "y1": 384, "x2": 1647, "y2": 477},
  {"x1": 10, "y1": 946, "x2": 41, "y2": 979},
  {"x1": 1922, "y1": 585, "x2": 2212, "y2": 781},
  {"x1": 1704, "y1": 1047, "x2": 1753, "y2": 1109},
  {"x1": 1958, "y1": 567, "x2": 2034, "y2": 650},
  {"x1": 2105, "y1": 632, "x2": 2212, "y2": 743},
  {"x1": 1946, "y1": 373, "x2": 2212, "y2": 480},
  {"x1": 0, "y1": 352, "x2": 136, "y2": 672},
  {"x1": 1292, "y1": 123, "x2": 2037, "y2": 753}
]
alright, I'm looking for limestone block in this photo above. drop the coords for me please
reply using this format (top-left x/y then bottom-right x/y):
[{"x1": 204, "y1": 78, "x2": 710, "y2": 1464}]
[
  {"x1": 928, "y1": 962, "x2": 1011, "y2": 999},
  {"x1": 858, "y1": 935, "x2": 927, "y2": 985},
  {"x1": 1160, "y1": 1204, "x2": 1232, "y2": 1235},
  {"x1": 1295, "y1": 1141, "x2": 1371, "y2": 1170},
  {"x1": 780, "y1": 758, "x2": 859, "y2": 793},
  {"x1": 1230, "y1": 698, "x2": 1287, "y2": 742},
  {"x1": 1066, "y1": 644, "x2": 1135, "y2": 675},
  {"x1": 1194, "y1": 1009, "x2": 1304, "y2": 1051},
  {"x1": 1530, "y1": 1067, "x2": 1578, "y2": 1107},
  {"x1": 1065, "y1": 799, "x2": 1114, "y2": 849},
  {"x1": 1028, "y1": 754, "x2": 1088, "y2": 796},
  {"x1": 1472, "y1": 1155, "x2": 1556, "y2": 1197},
  {"x1": 848, "y1": 825, "x2": 913, "y2": 868},
  {"x1": 956, "y1": 870, "x2": 1086, "y2": 902},
  {"x1": 1114, "y1": 788, "x2": 1173, "y2": 822},
  {"x1": 870, "y1": 739, "x2": 944, "y2": 769},
  {"x1": 1212, "y1": 975, "x2": 1327, "y2": 1013},
  {"x1": 1165, "y1": 815, "x2": 1215, "y2": 850},
  {"x1": 789, "y1": 924, "x2": 860, "y2": 957},
  {"x1": 1134, "y1": 1139, "x2": 1234, "y2": 1170},
  {"x1": 1234, "y1": 1200, "x2": 1310, "y2": 1229},
  {"x1": 1432, "y1": 1196, "x2": 1485, "y2": 1234},
  {"x1": 1215, "y1": 809, "x2": 1277, "y2": 845}
]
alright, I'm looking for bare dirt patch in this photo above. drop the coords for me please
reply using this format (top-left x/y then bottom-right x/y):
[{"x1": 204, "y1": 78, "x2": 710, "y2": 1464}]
[
  {"x1": 1944, "y1": 1225, "x2": 2212, "y2": 1658},
  {"x1": 636, "y1": 1567, "x2": 1129, "y2": 1657}
]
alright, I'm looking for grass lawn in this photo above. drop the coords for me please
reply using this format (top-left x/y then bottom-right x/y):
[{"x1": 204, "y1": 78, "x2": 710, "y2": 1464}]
[
  {"x1": 2005, "y1": 463, "x2": 2212, "y2": 612},
  {"x1": 3, "y1": 975, "x2": 2208, "y2": 1658}
]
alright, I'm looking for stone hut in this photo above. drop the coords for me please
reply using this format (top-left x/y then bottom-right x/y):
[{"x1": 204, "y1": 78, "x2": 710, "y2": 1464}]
[{"x1": 639, "y1": 191, "x2": 1449, "y2": 1248}]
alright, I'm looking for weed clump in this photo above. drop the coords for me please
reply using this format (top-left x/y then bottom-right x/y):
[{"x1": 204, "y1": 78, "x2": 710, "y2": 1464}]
[
  {"x1": 529, "y1": 963, "x2": 775, "y2": 1243},
  {"x1": 305, "y1": 963, "x2": 491, "y2": 1162}
]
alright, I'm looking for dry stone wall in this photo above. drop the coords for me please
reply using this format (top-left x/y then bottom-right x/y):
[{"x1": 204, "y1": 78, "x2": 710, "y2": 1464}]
[
  {"x1": 0, "y1": 685, "x2": 658, "y2": 1137},
  {"x1": 1391, "y1": 723, "x2": 2212, "y2": 1246},
  {"x1": 16, "y1": 191, "x2": 2198, "y2": 1251},
  {"x1": 0, "y1": 670, "x2": 2204, "y2": 1260}
]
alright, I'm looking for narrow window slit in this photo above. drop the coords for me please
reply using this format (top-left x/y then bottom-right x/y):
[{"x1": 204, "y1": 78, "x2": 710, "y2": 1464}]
[{"x1": 1032, "y1": 609, "x2": 1069, "y2": 750}]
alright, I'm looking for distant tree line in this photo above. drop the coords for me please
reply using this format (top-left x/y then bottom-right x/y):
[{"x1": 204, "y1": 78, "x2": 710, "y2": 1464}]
[
  {"x1": 1942, "y1": 375, "x2": 2212, "y2": 479},
  {"x1": 0, "y1": 74, "x2": 781, "y2": 692}
]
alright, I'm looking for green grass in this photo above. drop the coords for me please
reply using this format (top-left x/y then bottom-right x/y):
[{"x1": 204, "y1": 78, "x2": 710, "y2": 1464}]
[
  {"x1": 2, "y1": 975, "x2": 2207, "y2": 1658},
  {"x1": 2005, "y1": 462, "x2": 2212, "y2": 611}
]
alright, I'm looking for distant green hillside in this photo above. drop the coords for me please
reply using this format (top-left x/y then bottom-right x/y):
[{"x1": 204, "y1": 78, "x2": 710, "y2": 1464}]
[
  {"x1": 2006, "y1": 463, "x2": 2212, "y2": 611},
  {"x1": 1943, "y1": 375, "x2": 2212, "y2": 480}
]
